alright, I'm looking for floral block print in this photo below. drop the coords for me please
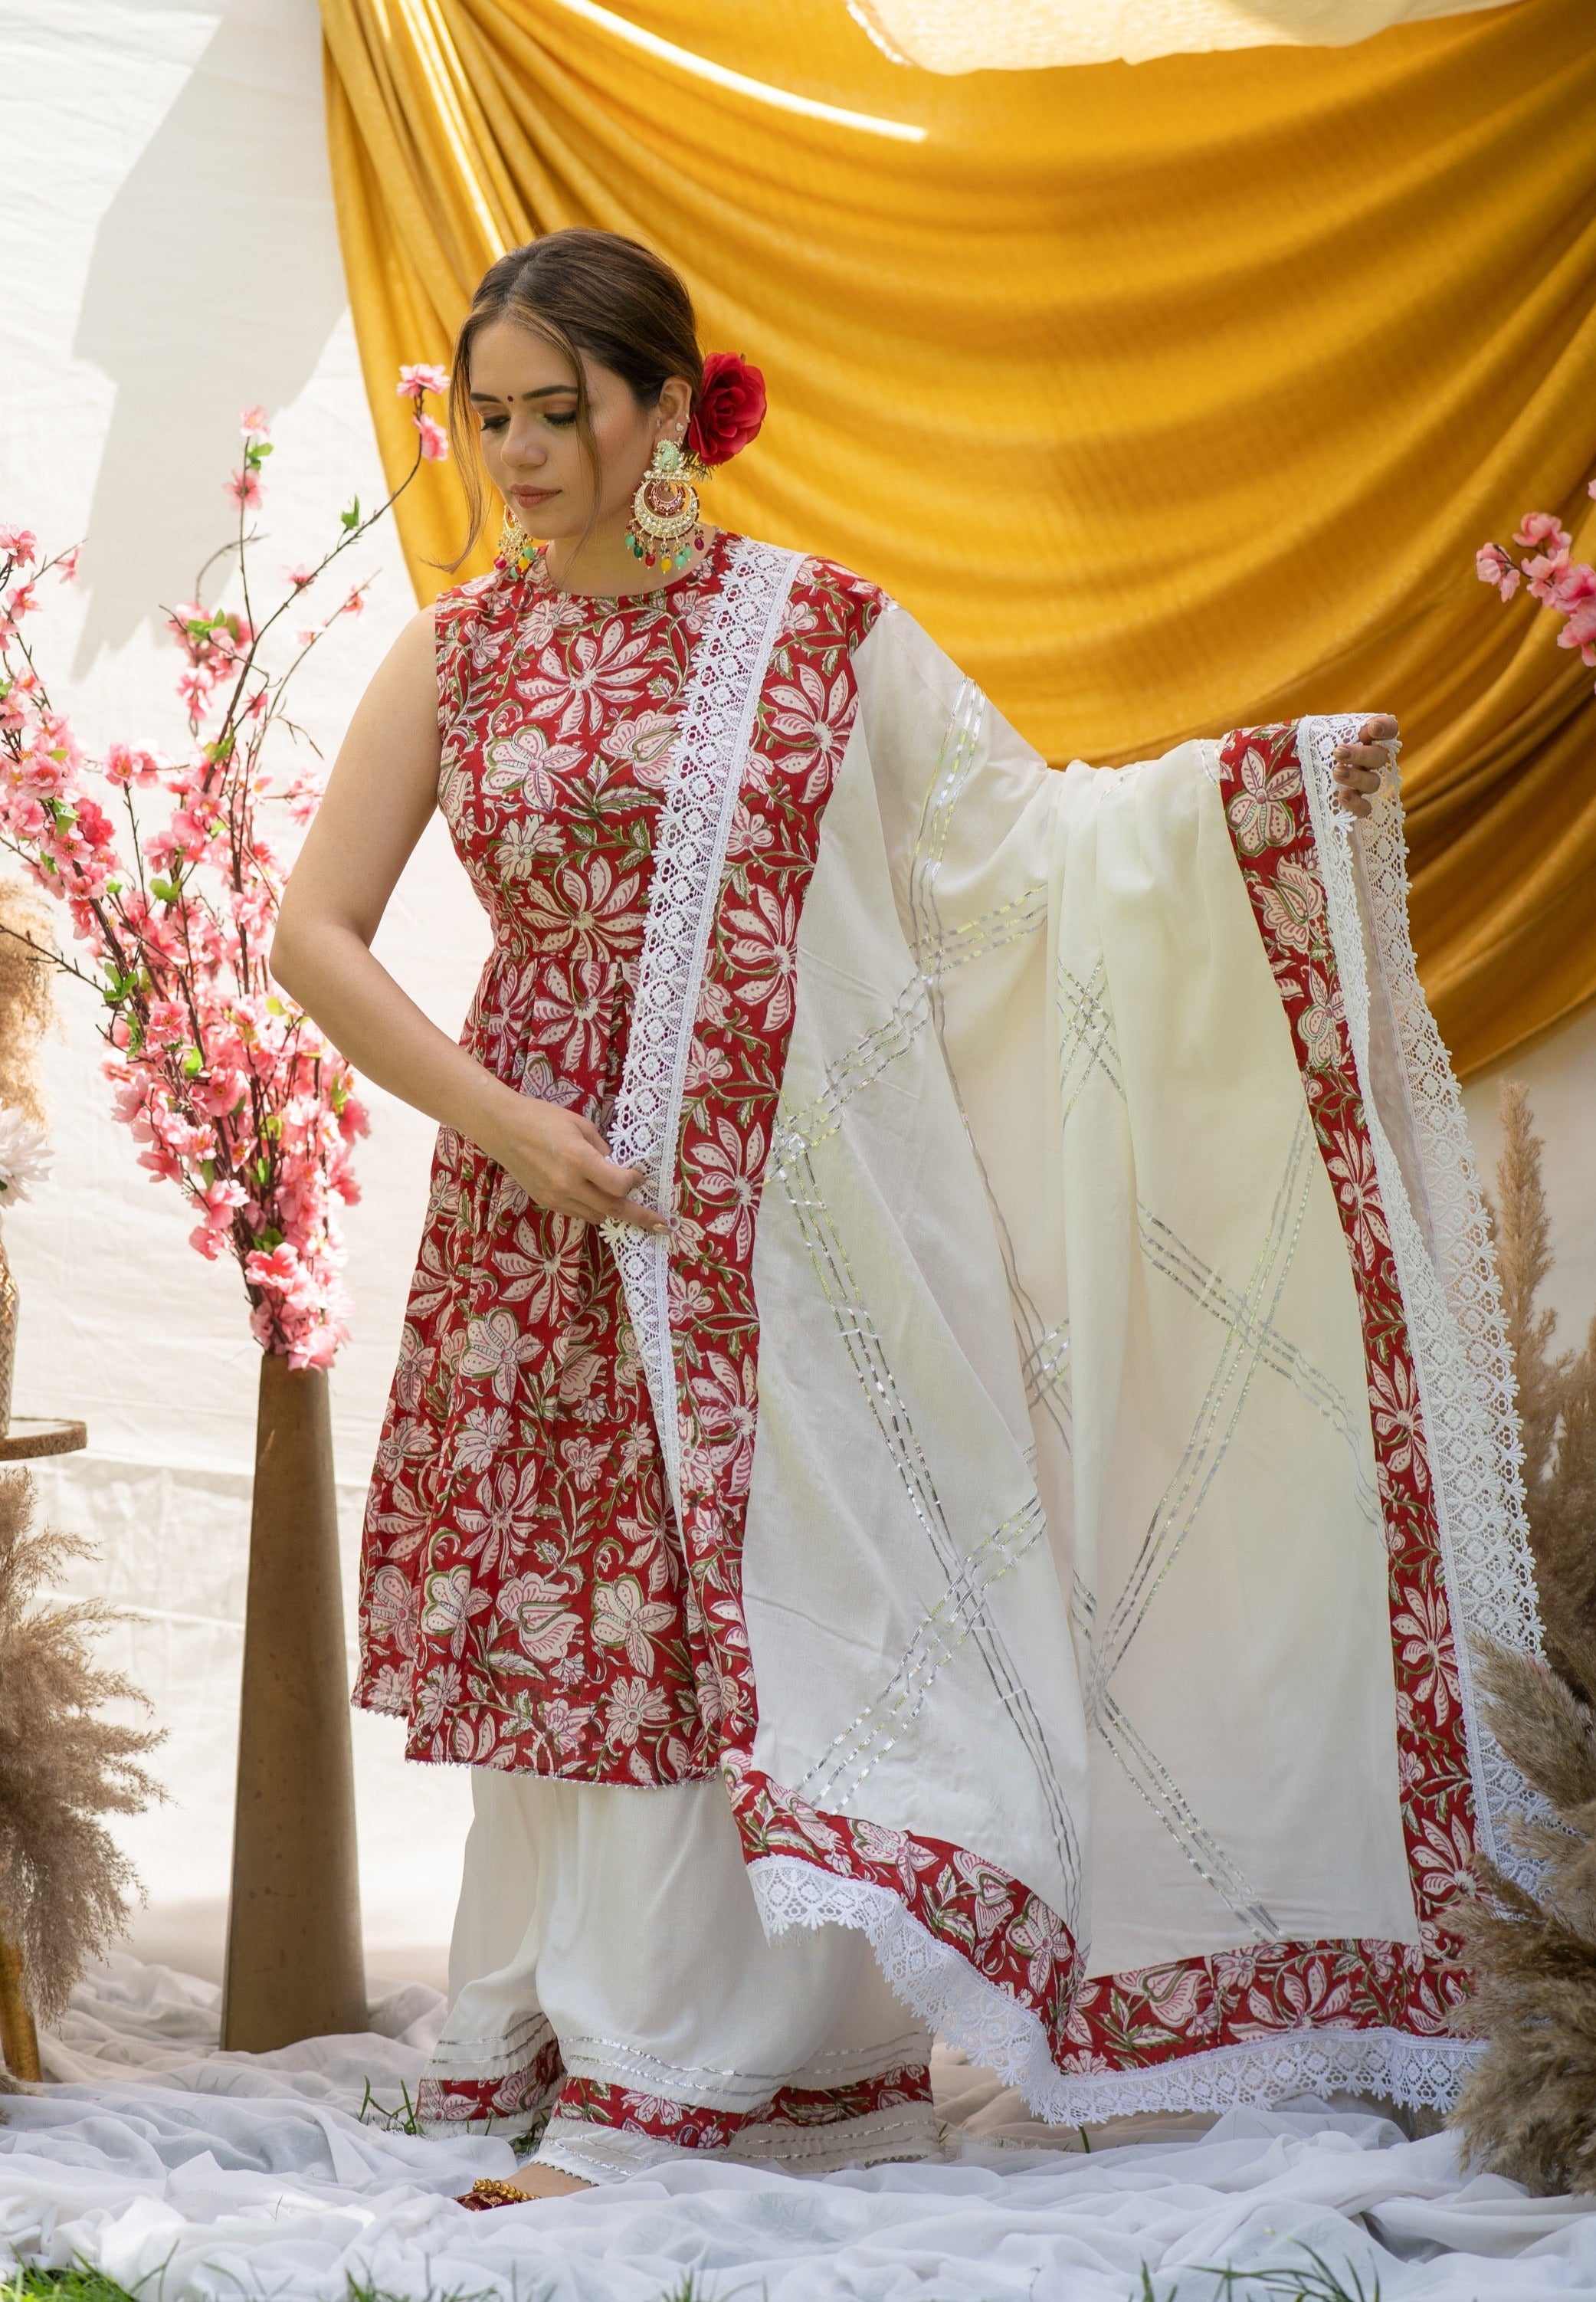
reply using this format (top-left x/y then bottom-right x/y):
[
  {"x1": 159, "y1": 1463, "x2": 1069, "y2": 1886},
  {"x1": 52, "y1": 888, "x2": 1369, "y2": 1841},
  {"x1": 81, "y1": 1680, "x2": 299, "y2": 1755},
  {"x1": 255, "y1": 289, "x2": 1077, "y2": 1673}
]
[
  {"x1": 356, "y1": 536, "x2": 886, "y2": 1786},
  {"x1": 415, "y1": 2032, "x2": 565, "y2": 2136},
  {"x1": 552, "y1": 2061, "x2": 932, "y2": 2153},
  {"x1": 1051, "y1": 723, "x2": 1474, "y2": 2087},
  {"x1": 729, "y1": 1758, "x2": 1080, "y2": 2067}
]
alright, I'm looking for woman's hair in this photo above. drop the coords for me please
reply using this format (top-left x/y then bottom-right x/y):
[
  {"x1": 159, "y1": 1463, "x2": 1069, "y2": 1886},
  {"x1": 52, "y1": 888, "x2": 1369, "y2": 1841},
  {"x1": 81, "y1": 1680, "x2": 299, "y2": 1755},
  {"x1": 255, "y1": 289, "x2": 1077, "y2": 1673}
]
[{"x1": 445, "y1": 229, "x2": 704, "y2": 566}]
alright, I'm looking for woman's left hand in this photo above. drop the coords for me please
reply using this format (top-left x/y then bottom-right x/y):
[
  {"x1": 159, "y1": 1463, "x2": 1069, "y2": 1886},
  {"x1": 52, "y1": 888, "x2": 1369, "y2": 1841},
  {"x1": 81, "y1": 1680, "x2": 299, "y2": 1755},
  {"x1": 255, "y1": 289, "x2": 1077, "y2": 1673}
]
[{"x1": 1332, "y1": 715, "x2": 1398, "y2": 818}]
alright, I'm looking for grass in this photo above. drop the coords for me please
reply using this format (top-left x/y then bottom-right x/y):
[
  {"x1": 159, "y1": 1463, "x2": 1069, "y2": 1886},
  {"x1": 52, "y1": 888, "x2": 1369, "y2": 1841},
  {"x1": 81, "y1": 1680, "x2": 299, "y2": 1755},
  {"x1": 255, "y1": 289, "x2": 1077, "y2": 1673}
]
[
  {"x1": 0, "y1": 2274, "x2": 143, "y2": 2302},
  {"x1": 0, "y1": 2279, "x2": 739, "y2": 2302},
  {"x1": 1137, "y1": 2251, "x2": 1383, "y2": 2302},
  {"x1": 0, "y1": 2232, "x2": 1381, "y2": 2302},
  {"x1": 356, "y1": 2078, "x2": 550, "y2": 2160},
  {"x1": 356, "y1": 2078, "x2": 426, "y2": 2138},
  {"x1": 508, "y1": 2112, "x2": 552, "y2": 2160}
]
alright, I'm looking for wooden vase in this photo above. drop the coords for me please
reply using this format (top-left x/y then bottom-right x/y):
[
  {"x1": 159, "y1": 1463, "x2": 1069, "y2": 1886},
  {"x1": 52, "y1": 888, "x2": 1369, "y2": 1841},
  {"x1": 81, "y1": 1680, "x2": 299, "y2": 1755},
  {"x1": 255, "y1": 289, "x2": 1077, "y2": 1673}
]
[
  {"x1": 220, "y1": 1353, "x2": 365, "y2": 2050},
  {"x1": 0, "y1": 1928, "x2": 40, "y2": 2081}
]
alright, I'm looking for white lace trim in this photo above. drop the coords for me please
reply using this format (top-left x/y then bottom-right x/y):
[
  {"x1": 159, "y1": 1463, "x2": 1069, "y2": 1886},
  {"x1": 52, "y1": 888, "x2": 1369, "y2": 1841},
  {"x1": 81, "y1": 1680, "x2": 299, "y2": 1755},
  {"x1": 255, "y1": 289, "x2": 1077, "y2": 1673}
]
[
  {"x1": 751, "y1": 1853, "x2": 1074, "y2": 2118},
  {"x1": 754, "y1": 1851, "x2": 1480, "y2": 2120},
  {"x1": 604, "y1": 539, "x2": 801, "y2": 1519},
  {"x1": 1296, "y1": 715, "x2": 1543, "y2": 1881},
  {"x1": 1034, "y1": 2025, "x2": 1480, "y2": 2123}
]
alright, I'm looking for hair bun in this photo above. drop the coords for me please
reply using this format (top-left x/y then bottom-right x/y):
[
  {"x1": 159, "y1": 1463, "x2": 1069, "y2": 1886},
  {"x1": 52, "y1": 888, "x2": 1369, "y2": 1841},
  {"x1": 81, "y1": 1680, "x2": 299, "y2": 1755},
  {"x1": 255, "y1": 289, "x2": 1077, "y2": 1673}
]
[{"x1": 685, "y1": 352, "x2": 767, "y2": 468}]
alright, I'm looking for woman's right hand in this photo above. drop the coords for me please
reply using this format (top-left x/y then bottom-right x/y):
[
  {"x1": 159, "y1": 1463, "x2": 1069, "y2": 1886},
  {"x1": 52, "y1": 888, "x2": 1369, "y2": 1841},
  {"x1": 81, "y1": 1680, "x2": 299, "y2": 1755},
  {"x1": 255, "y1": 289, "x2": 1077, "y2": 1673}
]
[{"x1": 484, "y1": 1092, "x2": 669, "y2": 1232}]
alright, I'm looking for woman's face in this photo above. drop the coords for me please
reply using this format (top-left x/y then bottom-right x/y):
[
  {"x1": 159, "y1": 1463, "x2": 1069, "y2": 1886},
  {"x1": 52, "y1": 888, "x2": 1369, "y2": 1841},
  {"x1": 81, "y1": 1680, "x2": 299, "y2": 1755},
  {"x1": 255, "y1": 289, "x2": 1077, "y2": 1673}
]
[{"x1": 468, "y1": 318, "x2": 692, "y2": 542}]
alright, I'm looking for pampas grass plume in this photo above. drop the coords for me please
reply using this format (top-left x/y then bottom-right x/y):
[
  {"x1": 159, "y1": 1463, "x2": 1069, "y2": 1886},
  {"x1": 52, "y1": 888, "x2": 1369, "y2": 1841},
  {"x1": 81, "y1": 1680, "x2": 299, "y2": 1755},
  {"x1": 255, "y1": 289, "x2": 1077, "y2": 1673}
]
[
  {"x1": 0, "y1": 1471, "x2": 164, "y2": 2047},
  {"x1": 0, "y1": 882, "x2": 54, "y2": 1131},
  {"x1": 1450, "y1": 1083, "x2": 1596, "y2": 2193}
]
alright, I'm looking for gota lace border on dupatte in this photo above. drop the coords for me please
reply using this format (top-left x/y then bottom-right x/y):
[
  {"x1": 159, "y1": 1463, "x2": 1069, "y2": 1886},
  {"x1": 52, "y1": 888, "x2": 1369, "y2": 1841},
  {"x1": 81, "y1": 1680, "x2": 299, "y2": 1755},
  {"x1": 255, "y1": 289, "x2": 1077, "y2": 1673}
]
[
  {"x1": 1296, "y1": 714, "x2": 1542, "y2": 1879},
  {"x1": 753, "y1": 1851, "x2": 1481, "y2": 2118},
  {"x1": 752, "y1": 1853, "x2": 1070, "y2": 2117},
  {"x1": 604, "y1": 539, "x2": 801, "y2": 1519}
]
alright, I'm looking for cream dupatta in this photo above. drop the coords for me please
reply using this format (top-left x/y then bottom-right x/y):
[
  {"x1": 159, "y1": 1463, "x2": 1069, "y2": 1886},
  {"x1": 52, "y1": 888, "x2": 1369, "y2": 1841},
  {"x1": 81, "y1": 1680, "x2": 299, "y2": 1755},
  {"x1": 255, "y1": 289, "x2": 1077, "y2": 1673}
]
[{"x1": 732, "y1": 593, "x2": 1538, "y2": 2117}]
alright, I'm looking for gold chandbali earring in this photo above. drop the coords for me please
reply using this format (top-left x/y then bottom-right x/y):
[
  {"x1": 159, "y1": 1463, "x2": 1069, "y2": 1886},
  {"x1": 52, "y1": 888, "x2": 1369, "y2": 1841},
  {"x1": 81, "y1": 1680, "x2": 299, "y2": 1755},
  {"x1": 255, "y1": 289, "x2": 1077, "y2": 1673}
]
[
  {"x1": 497, "y1": 505, "x2": 539, "y2": 578},
  {"x1": 626, "y1": 437, "x2": 706, "y2": 576}
]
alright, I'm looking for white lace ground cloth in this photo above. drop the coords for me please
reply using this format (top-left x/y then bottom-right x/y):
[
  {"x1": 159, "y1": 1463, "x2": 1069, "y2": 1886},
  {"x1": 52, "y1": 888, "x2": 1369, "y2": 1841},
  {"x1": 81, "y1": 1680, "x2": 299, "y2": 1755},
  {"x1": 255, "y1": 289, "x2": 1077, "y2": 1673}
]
[{"x1": 2, "y1": 1956, "x2": 1595, "y2": 2298}]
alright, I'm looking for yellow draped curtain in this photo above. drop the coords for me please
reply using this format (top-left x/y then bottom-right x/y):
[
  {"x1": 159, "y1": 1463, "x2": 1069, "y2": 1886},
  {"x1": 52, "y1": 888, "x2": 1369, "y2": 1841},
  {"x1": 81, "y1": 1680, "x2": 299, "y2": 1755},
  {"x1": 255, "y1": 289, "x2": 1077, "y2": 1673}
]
[{"x1": 319, "y1": 0, "x2": 1596, "y2": 1077}]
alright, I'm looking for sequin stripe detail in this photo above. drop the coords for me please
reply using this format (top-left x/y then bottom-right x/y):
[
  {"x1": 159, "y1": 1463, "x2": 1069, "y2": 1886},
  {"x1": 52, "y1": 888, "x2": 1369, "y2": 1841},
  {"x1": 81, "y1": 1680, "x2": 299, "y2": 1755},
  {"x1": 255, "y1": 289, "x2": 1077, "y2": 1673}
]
[
  {"x1": 552, "y1": 2061, "x2": 932, "y2": 2152},
  {"x1": 416, "y1": 2033, "x2": 565, "y2": 2133},
  {"x1": 603, "y1": 538, "x2": 801, "y2": 1522},
  {"x1": 1033, "y1": 723, "x2": 1480, "y2": 2121}
]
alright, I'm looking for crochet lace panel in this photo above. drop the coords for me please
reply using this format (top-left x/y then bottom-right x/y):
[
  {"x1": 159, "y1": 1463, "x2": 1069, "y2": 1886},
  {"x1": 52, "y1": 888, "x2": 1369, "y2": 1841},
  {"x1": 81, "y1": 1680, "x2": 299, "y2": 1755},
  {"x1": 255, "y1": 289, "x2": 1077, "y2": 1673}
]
[
  {"x1": 1296, "y1": 715, "x2": 1543, "y2": 1879},
  {"x1": 605, "y1": 539, "x2": 801, "y2": 1520}
]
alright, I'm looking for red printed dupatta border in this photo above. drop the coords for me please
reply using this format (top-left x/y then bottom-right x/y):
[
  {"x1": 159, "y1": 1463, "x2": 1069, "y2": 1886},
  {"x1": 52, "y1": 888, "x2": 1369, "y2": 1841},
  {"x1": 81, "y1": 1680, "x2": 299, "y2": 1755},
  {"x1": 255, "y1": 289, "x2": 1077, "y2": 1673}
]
[{"x1": 1044, "y1": 721, "x2": 1483, "y2": 2117}]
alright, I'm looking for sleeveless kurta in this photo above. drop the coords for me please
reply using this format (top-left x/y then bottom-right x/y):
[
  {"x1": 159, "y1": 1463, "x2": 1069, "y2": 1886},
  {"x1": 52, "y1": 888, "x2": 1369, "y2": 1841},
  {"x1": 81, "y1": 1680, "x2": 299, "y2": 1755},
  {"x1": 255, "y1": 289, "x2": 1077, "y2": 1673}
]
[{"x1": 356, "y1": 533, "x2": 886, "y2": 1786}]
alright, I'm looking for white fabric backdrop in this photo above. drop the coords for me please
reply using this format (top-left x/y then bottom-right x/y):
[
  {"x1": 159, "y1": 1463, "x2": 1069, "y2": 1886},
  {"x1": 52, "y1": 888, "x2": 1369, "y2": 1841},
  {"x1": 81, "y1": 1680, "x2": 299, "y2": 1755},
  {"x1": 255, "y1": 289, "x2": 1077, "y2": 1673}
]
[
  {"x1": 0, "y1": 0, "x2": 1590, "y2": 1998},
  {"x1": 0, "y1": 0, "x2": 492, "y2": 1989}
]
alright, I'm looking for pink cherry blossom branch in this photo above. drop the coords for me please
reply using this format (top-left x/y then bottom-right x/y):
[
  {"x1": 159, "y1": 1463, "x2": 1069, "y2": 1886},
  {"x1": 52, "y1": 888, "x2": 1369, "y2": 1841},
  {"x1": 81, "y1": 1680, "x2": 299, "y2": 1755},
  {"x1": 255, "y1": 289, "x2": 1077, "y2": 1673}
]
[
  {"x1": 0, "y1": 371, "x2": 451, "y2": 1368},
  {"x1": 1476, "y1": 481, "x2": 1596, "y2": 687}
]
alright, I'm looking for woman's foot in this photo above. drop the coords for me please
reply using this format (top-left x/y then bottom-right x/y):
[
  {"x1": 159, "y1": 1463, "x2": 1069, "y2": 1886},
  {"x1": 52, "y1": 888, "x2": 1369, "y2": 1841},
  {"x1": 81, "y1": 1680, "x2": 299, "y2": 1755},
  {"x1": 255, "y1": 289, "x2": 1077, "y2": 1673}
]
[
  {"x1": 456, "y1": 2166, "x2": 595, "y2": 2209},
  {"x1": 511, "y1": 2162, "x2": 595, "y2": 2199}
]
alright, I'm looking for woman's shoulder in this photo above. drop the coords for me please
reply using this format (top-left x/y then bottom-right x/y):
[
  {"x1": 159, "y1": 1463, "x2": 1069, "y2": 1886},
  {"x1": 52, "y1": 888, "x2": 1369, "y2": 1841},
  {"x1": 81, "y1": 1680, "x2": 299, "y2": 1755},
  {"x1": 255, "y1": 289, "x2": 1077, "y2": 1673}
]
[
  {"x1": 431, "y1": 567, "x2": 506, "y2": 631},
  {"x1": 745, "y1": 539, "x2": 895, "y2": 657}
]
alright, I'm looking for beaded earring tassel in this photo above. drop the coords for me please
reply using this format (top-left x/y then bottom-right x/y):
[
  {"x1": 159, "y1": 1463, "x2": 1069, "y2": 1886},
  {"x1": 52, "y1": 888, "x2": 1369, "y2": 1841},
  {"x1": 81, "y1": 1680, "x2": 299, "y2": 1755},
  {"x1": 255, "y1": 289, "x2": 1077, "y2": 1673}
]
[{"x1": 627, "y1": 439, "x2": 706, "y2": 576}]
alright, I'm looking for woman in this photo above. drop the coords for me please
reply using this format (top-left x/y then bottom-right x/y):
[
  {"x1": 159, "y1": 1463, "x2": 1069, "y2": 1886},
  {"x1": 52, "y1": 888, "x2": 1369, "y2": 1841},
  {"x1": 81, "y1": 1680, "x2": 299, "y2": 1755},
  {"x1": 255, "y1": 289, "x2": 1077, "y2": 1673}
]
[{"x1": 273, "y1": 230, "x2": 1537, "y2": 2191}]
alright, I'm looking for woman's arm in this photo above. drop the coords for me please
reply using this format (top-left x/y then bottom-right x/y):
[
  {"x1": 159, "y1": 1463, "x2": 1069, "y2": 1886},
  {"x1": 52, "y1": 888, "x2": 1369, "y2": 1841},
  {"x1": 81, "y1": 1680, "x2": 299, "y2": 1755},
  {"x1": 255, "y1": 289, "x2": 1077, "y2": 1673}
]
[{"x1": 270, "y1": 608, "x2": 665, "y2": 1232}]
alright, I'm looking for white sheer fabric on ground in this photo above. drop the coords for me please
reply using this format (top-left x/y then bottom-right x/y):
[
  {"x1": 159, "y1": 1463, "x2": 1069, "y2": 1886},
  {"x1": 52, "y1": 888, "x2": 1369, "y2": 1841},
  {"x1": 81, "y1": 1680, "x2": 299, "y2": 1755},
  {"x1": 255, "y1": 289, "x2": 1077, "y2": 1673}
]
[
  {"x1": 5, "y1": 1954, "x2": 1596, "y2": 2300},
  {"x1": 849, "y1": 0, "x2": 1521, "y2": 71}
]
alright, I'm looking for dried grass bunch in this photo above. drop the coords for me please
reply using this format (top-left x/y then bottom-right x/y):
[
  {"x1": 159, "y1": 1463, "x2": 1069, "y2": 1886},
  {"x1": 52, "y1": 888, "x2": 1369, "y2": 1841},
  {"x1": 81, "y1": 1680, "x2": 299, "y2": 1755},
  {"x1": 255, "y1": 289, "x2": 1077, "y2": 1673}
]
[
  {"x1": 1450, "y1": 1635, "x2": 1596, "y2": 2193},
  {"x1": 1449, "y1": 1081, "x2": 1596, "y2": 2193},
  {"x1": 0, "y1": 880, "x2": 54, "y2": 1130},
  {"x1": 1490, "y1": 1081, "x2": 1596, "y2": 1678},
  {"x1": 0, "y1": 1470, "x2": 163, "y2": 2035}
]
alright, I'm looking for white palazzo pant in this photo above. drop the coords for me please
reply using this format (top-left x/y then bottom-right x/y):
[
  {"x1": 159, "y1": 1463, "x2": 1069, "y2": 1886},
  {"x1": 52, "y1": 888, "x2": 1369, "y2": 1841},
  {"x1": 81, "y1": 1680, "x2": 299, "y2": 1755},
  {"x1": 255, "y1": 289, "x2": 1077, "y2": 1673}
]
[{"x1": 423, "y1": 1769, "x2": 938, "y2": 2182}]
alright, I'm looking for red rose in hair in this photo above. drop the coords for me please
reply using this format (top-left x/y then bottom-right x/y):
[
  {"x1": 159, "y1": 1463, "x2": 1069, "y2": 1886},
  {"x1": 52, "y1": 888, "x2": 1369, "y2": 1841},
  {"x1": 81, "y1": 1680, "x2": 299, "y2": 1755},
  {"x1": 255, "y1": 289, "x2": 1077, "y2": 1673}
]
[{"x1": 686, "y1": 352, "x2": 767, "y2": 468}]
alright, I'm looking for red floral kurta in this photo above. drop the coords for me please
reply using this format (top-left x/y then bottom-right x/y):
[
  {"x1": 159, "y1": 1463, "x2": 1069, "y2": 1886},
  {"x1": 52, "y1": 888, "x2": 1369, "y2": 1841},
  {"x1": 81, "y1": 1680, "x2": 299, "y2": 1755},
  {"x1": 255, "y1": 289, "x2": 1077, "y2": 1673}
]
[{"x1": 356, "y1": 533, "x2": 885, "y2": 1786}]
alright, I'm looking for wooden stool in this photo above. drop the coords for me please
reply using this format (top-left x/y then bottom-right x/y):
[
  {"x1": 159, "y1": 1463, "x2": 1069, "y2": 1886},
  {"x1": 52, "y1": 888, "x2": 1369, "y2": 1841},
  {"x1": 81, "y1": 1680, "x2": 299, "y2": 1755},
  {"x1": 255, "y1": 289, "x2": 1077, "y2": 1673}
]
[{"x1": 0, "y1": 1416, "x2": 88, "y2": 1463}]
